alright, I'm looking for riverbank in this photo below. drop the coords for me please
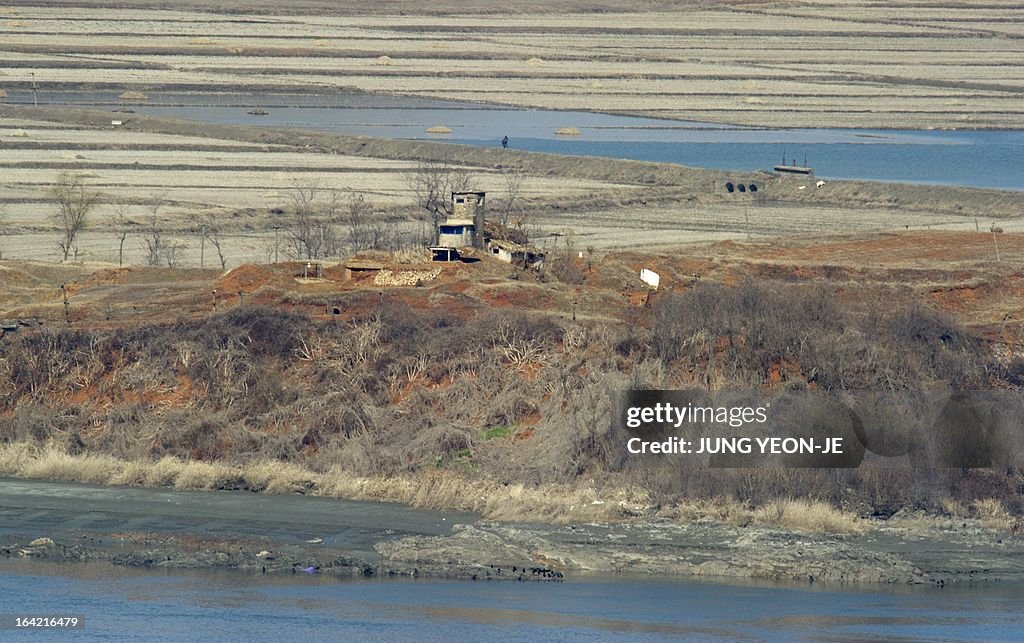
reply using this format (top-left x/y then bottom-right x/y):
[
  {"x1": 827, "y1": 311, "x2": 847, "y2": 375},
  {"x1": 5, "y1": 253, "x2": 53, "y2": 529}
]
[
  {"x1": 2, "y1": 477, "x2": 1023, "y2": 587},
  {"x1": 7, "y1": 104, "x2": 1022, "y2": 219},
  {"x1": 2, "y1": 103, "x2": 1022, "y2": 267}
]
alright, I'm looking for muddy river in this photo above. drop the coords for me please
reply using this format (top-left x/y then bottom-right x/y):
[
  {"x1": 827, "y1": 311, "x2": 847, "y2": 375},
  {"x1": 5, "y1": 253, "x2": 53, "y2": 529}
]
[{"x1": 6, "y1": 89, "x2": 1023, "y2": 191}]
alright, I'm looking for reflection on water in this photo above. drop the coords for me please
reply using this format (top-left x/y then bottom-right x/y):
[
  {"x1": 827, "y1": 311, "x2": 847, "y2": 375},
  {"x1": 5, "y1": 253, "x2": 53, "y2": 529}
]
[
  {"x1": 6, "y1": 90, "x2": 1023, "y2": 190},
  {"x1": 2, "y1": 559, "x2": 1023, "y2": 641}
]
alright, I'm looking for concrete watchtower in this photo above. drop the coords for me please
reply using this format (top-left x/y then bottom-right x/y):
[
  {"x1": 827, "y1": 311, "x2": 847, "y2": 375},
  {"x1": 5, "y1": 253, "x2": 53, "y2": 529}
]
[{"x1": 452, "y1": 191, "x2": 486, "y2": 249}]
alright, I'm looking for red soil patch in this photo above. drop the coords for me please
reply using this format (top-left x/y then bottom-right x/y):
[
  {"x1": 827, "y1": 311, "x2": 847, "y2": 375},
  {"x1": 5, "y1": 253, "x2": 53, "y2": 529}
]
[
  {"x1": 625, "y1": 290, "x2": 650, "y2": 307},
  {"x1": 929, "y1": 284, "x2": 984, "y2": 312},
  {"x1": 520, "y1": 411, "x2": 542, "y2": 426},
  {"x1": 514, "y1": 428, "x2": 535, "y2": 441},
  {"x1": 520, "y1": 361, "x2": 543, "y2": 381},
  {"x1": 475, "y1": 283, "x2": 555, "y2": 311},
  {"x1": 143, "y1": 374, "x2": 196, "y2": 406},
  {"x1": 216, "y1": 263, "x2": 274, "y2": 292},
  {"x1": 767, "y1": 358, "x2": 802, "y2": 385},
  {"x1": 748, "y1": 232, "x2": 1024, "y2": 267}
]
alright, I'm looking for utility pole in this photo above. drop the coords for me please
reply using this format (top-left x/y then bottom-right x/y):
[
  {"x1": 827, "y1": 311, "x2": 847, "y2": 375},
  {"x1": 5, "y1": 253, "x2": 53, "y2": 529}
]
[
  {"x1": 199, "y1": 224, "x2": 206, "y2": 269},
  {"x1": 991, "y1": 224, "x2": 1001, "y2": 262},
  {"x1": 61, "y1": 283, "x2": 70, "y2": 325},
  {"x1": 31, "y1": 72, "x2": 37, "y2": 107},
  {"x1": 273, "y1": 226, "x2": 280, "y2": 264}
]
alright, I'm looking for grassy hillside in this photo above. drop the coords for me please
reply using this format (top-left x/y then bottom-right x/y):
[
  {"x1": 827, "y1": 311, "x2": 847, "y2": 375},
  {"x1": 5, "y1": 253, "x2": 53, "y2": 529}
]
[{"x1": 2, "y1": 265, "x2": 1022, "y2": 522}]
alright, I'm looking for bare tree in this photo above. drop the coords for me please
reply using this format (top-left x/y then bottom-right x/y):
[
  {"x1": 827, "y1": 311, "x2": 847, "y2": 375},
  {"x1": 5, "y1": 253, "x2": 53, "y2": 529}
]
[
  {"x1": 141, "y1": 197, "x2": 186, "y2": 267},
  {"x1": 499, "y1": 167, "x2": 525, "y2": 228},
  {"x1": 346, "y1": 192, "x2": 371, "y2": 251},
  {"x1": 287, "y1": 183, "x2": 318, "y2": 260},
  {"x1": 285, "y1": 182, "x2": 343, "y2": 260},
  {"x1": 113, "y1": 204, "x2": 133, "y2": 267},
  {"x1": 0, "y1": 204, "x2": 8, "y2": 260},
  {"x1": 203, "y1": 225, "x2": 228, "y2": 270},
  {"x1": 51, "y1": 172, "x2": 99, "y2": 261},
  {"x1": 142, "y1": 219, "x2": 170, "y2": 267},
  {"x1": 405, "y1": 159, "x2": 472, "y2": 243}
]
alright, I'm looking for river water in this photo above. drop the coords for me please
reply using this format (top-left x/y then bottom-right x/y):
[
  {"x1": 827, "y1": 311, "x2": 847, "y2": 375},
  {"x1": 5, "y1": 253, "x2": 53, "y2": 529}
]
[
  {"x1": 2, "y1": 559, "x2": 1022, "y2": 641},
  {"x1": 7, "y1": 90, "x2": 1023, "y2": 191}
]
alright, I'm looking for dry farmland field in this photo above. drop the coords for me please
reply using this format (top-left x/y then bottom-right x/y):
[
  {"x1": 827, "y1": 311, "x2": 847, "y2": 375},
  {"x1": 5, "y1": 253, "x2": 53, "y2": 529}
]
[
  {"x1": 1, "y1": 0, "x2": 1023, "y2": 129},
  {"x1": 0, "y1": 0, "x2": 1019, "y2": 285},
  {"x1": 1, "y1": 106, "x2": 1021, "y2": 268},
  {"x1": 1, "y1": 0, "x2": 1023, "y2": 268}
]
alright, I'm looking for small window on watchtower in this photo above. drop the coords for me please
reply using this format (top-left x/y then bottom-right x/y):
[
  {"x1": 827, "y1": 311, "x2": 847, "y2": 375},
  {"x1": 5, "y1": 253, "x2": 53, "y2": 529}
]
[
  {"x1": 749, "y1": 184, "x2": 758, "y2": 193},
  {"x1": 332, "y1": 307, "x2": 342, "y2": 315},
  {"x1": 725, "y1": 182, "x2": 735, "y2": 193},
  {"x1": 738, "y1": 184, "x2": 747, "y2": 193}
]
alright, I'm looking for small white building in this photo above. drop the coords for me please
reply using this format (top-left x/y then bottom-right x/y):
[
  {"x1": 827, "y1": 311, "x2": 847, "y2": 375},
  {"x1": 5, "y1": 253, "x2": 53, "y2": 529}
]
[{"x1": 488, "y1": 239, "x2": 545, "y2": 269}]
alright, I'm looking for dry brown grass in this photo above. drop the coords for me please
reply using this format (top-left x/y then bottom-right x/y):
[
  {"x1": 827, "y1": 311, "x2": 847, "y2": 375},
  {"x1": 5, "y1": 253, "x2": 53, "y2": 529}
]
[
  {"x1": 319, "y1": 468, "x2": 652, "y2": 522},
  {"x1": 658, "y1": 496, "x2": 865, "y2": 534},
  {"x1": 942, "y1": 497, "x2": 1016, "y2": 530},
  {"x1": 15, "y1": 446, "x2": 121, "y2": 485},
  {"x1": 0, "y1": 443, "x2": 655, "y2": 524},
  {"x1": 972, "y1": 499, "x2": 1016, "y2": 530},
  {"x1": 753, "y1": 499, "x2": 866, "y2": 534},
  {"x1": 0, "y1": 443, "x2": 40, "y2": 476},
  {"x1": 659, "y1": 496, "x2": 753, "y2": 525},
  {"x1": 242, "y1": 460, "x2": 317, "y2": 494}
]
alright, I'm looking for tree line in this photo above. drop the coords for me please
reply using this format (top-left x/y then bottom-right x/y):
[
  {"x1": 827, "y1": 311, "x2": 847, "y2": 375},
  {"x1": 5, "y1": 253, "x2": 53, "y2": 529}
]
[{"x1": 15, "y1": 160, "x2": 530, "y2": 267}]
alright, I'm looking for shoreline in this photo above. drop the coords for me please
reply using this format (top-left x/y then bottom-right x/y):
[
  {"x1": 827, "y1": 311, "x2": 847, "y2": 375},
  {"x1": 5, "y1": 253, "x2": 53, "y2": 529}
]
[
  {"x1": 2, "y1": 476, "x2": 1022, "y2": 587},
  {"x1": 5, "y1": 90, "x2": 1024, "y2": 133},
  {"x1": 3, "y1": 104, "x2": 1022, "y2": 218}
]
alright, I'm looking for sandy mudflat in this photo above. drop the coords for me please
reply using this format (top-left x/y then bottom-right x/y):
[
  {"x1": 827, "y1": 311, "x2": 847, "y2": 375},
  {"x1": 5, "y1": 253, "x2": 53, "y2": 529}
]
[
  {"x1": 0, "y1": 1, "x2": 1022, "y2": 129},
  {"x1": 4, "y1": 479, "x2": 1022, "y2": 585}
]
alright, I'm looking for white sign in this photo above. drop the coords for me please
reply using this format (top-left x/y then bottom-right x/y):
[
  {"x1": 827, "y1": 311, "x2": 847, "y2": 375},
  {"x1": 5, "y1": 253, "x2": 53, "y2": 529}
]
[{"x1": 640, "y1": 268, "x2": 660, "y2": 289}]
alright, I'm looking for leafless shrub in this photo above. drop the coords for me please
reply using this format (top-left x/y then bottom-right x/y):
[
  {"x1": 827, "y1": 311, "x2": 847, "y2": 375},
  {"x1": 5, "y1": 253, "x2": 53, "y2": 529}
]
[
  {"x1": 498, "y1": 167, "x2": 525, "y2": 228},
  {"x1": 141, "y1": 199, "x2": 187, "y2": 267},
  {"x1": 284, "y1": 183, "x2": 344, "y2": 260},
  {"x1": 548, "y1": 257, "x2": 585, "y2": 285}
]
